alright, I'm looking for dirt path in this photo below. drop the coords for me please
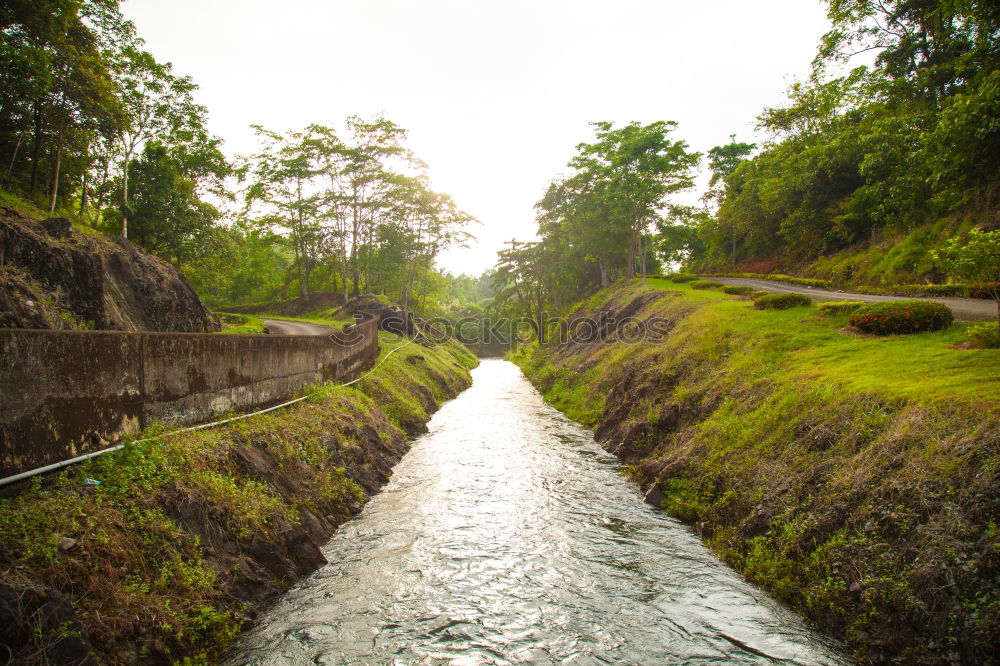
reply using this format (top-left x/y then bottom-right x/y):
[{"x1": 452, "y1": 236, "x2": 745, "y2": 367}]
[
  {"x1": 712, "y1": 277, "x2": 995, "y2": 322},
  {"x1": 262, "y1": 318, "x2": 336, "y2": 335}
]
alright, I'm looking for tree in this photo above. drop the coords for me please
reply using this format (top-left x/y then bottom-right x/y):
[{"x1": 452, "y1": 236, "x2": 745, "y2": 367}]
[
  {"x1": 703, "y1": 136, "x2": 755, "y2": 267},
  {"x1": 110, "y1": 140, "x2": 227, "y2": 263},
  {"x1": 933, "y1": 228, "x2": 1000, "y2": 333},
  {"x1": 571, "y1": 121, "x2": 699, "y2": 279}
]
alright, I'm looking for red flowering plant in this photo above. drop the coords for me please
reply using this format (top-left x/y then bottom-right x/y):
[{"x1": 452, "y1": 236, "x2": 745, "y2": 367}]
[{"x1": 849, "y1": 300, "x2": 954, "y2": 335}]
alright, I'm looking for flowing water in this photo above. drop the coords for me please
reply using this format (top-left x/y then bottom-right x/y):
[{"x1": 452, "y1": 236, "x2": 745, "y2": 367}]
[{"x1": 227, "y1": 360, "x2": 846, "y2": 665}]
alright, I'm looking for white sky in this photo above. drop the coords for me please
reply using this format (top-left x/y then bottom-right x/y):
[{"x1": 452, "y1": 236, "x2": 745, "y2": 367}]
[{"x1": 120, "y1": 0, "x2": 832, "y2": 276}]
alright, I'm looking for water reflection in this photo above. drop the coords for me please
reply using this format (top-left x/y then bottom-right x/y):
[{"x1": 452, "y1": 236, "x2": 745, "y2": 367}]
[{"x1": 227, "y1": 360, "x2": 845, "y2": 665}]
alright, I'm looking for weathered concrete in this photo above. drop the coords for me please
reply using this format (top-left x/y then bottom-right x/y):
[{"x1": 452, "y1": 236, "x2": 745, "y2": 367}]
[{"x1": 0, "y1": 317, "x2": 378, "y2": 477}]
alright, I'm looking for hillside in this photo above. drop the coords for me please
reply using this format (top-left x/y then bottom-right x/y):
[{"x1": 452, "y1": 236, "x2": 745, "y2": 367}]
[
  {"x1": 0, "y1": 195, "x2": 218, "y2": 333},
  {"x1": 514, "y1": 279, "x2": 999, "y2": 664}
]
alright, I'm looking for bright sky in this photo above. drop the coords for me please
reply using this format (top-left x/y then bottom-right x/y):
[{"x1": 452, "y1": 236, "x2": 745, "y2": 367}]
[{"x1": 120, "y1": 0, "x2": 832, "y2": 276}]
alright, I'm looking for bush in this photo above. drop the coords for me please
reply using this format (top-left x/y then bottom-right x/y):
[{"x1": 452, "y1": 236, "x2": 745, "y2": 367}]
[
  {"x1": 971, "y1": 283, "x2": 1000, "y2": 299},
  {"x1": 817, "y1": 300, "x2": 865, "y2": 316},
  {"x1": 753, "y1": 293, "x2": 813, "y2": 310},
  {"x1": 668, "y1": 273, "x2": 698, "y2": 283},
  {"x1": 750, "y1": 290, "x2": 770, "y2": 299},
  {"x1": 849, "y1": 300, "x2": 953, "y2": 335},
  {"x1": 690, "y1": 280, "x2": 725, "y2": 290},
  {"x1": 965, "y1": 322, "x2": 1000, "y2": 348},
  {"x1": 722, "y1": 285, "x2": 755, "y2": 295}
]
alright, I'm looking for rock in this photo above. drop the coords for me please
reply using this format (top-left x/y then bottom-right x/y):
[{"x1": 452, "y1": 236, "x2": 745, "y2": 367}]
[
  {"x1": 40, "y1": 217, "x2": 72, "y2": 238},
  {"x1": 0, "y1": 211, "x2": 219, "y2": 332},
  {"x1": 644, "y1": 483, "x2": 665, "y2": 506},
  {"x1": 282, "y1": 526, "x2": 326, "y2": 575},
  {"x1": 849, "y1": 581, "x2": 863, "y2": 593},
  {"x1": 864, "y1": 521, "x2": 875, "y2": 534},
  {"x1": 0, "y1": 581, "x2": 96, "y2": 664},
  {"x1": 56, "y1": 537, "x2": 78, "y2": 551}
]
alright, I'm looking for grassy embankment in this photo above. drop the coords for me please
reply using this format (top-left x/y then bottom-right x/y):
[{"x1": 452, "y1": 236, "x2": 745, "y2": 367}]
[
  {"x1": 514, "y1": 278, "x2": 998, "y2": 664},
  {"x1": 0, "y1": 334, "x2": 477, "y2": 664}
]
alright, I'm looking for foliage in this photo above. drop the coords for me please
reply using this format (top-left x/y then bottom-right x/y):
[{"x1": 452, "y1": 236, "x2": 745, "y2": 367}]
[
  {"x1": 849, "y1": 300, "x2": 954, "y2": 334},
  {"x1": 721, "y1": 285, "x2": 755, "y2": 295},
  {"x1": 678, "y1": 1, "x2": 1000, "y2": 273},
  {"x1": 667, "y1": 273, "x2": 698, "y2": 283},
  {"x1": 817, "y1": 300, "x2": 865, "y2": 316},
  {"x1": 933, "y1": 227, "x2": 1000, "y2": 332},
  {"x1": 753, "y1": 293, "x2": 813, "y2": 310},
  {"x1": 964, "y1": 322, "x2": 1000, "y2": 349},
  {"x1": 689, "y1": 280, "x2": 724, "y2": 290}
]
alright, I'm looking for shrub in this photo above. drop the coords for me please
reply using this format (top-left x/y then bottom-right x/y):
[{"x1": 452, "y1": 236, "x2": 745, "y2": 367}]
[
  {"x1": 971, "y1": 283, "x2": 1000, "y2": 299},
  {"x1": 753, "y1": 293, "x2": 813, "y2": 310},
  {"x1": 849, "y1": 300, "x2": 953, "y2": 335},
  {"x1": 722, "y1": 285, "x2": 755, "y2": 295},
  {"x1": 750, "y1": 290, "x2": 770, "y2": 299},
  {"x1": 668, "y1": 273, "x2": 698, "y2": 283},
  {"x1": 817, "y1": 300, "x2": 865, "y2": 316},
  {"x1": 965, "y1": 322, "x2": 1000, "y2": 348},
  {"x1": 690, "y1": 280, "x2": 725, "y2": 290}
]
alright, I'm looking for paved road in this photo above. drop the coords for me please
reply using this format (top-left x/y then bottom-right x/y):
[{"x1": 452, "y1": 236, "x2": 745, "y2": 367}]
[
  {"x1": 262, "y1": 318, "x2": 336, "y2": 335},
  {"x1": 713, "y1": 277, "x2": 995, "y2": 322}
]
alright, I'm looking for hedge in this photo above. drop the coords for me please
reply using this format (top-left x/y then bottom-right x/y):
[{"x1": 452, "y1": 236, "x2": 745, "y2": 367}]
[
  {"x1": 817, "y1": 300, "x2": 865, "y2": 316},
  {"x1": 667, "y1": 273, "x2": 698, "y2": 283},
  {"x1": 700, "y1": 272, "x2": 832, "y2": 289},
  {"x1": 722, "y1": 285, "x2": 755, "y2": 295},
  {"x1": 753, "y1": 293, "x2": 813, "y2": 310},
  {"x1": 690, "y1": 280, "x2": 725, "y2": 290},
  {"x1": 849, "y1": 300, "x2": 953, "y2": 335}
]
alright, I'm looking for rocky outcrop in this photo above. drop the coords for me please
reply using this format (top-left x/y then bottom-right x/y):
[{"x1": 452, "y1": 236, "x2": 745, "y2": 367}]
[{"x1": 0, "y1": 206, "x2": 218, "y2": 332}]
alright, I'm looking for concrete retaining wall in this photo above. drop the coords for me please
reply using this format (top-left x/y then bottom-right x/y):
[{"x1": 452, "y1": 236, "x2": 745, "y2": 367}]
[{"x1": 0, "y1": 318, "x2": 379, "y2": 477}]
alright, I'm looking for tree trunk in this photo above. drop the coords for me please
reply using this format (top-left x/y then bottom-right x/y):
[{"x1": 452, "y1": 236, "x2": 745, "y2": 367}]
[
  {"x1": 639, "y1": 233, "x2": 647, "y2": 281},
  {"x1": 732, "y1": 222, "x2": 737, "y2": 268},
  {"x1": 79, "y1": 166, "x2": 88, "y2": 218},
  {"x1": 6, "y1": 134, "x2": 23, "y2": 178},
  {"x1": 48, "y1": 129, "x2": 63, "y2": 212},
  {"x1": 121, "y1": 153, "x2": 130, "y2": 238},
  {"x1": 29, "y1": 101, "x2": 43, "y2": 195}
]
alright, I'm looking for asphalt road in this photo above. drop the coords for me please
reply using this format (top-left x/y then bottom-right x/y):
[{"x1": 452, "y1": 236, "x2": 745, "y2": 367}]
[
  {"x1": 713, "y1": 277, "x2": 996, "y2": 322},
  {"x1": 262, "y1": 318, "x2": 336, "y2": 335}
]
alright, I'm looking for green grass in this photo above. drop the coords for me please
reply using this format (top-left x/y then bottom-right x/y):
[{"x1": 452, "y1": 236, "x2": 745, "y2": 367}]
[
  {"x1": 215, "y1": 312, "x2": 267, "y2": 334},
  {"x1": 645, "y1": 277, "x2": 999, "y2": 405},
  {"x1": 0, "y1": 188, "x2": 108, "y2": 240},
  {"x1": 256, "y1": 311, "x2": 357, "y2": 329}
]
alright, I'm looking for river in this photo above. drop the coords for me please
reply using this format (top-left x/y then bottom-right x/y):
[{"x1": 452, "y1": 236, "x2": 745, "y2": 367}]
[{"x1": 227, "y1": 359, "x2": 845, "y2": 665}]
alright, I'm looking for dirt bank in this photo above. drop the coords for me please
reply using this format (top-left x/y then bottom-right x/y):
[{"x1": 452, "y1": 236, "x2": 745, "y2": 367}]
[
  {"x1": 514, "y1": 280, "x2": 999, "y2": 665},
  {"x1": 0, "y1": 336, "x2": 477, "y2": 664}
]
